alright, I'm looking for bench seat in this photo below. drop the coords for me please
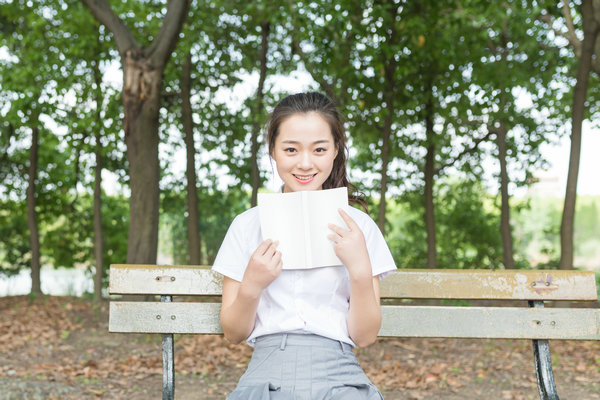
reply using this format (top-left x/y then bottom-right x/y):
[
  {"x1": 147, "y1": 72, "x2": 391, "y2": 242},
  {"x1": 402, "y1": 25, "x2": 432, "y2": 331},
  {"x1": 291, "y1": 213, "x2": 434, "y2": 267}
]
[{"x1": 108, "y1": 264, "x2": 599, "y2": 400}]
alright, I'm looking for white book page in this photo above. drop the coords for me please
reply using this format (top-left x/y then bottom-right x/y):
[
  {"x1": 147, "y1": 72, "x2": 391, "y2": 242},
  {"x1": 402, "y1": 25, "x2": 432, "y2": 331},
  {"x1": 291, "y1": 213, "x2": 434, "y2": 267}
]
[
  {"x1": 307, "y1": 187, "x2": 349, "y2": 267},
  {"x1": 257, "y1": 191, "x2": 306, "y2": 269},
  {"x1": 257, "y1": 187, "x2": 349, "y2": 269}
]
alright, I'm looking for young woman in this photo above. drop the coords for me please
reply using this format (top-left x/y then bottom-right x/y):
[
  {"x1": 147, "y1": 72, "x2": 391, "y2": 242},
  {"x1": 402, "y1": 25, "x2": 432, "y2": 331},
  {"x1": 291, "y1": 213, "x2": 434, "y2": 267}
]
[{"x1": 212, "y1": 92, "x2": 396, "y2": 399}]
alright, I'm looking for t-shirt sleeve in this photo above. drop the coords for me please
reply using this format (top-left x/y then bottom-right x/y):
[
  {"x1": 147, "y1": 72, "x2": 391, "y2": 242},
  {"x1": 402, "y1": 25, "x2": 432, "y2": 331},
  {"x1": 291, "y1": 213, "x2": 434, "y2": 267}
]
[
  {"x1": 212, "y1": 215, "x2": 251, "y2": 282},
  {"x1": 359, "y1": 212, "x2": 397, "y2": 279}
]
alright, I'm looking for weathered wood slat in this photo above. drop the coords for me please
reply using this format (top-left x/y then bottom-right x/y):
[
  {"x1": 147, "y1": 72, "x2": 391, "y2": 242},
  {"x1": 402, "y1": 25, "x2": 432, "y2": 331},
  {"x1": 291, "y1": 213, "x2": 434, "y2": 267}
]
[
  {"x1": 109, "y1": 302, "x2": 223, "y2": 334},
  {"x1": 109, "y1": 265, "x2": 598, "y2": 301},
  {"x1": 379, "y1": 306, "x2": 600, "y2": 339},
  {"x1": 109, "y1": 302, "x2": 600, "y2": 340},
  {"x1": 109, "y1": 264, "x2": 223, "y2": 296},
  {"x1": 380, "y1": 269, "x2": 598, "y2": 301}
]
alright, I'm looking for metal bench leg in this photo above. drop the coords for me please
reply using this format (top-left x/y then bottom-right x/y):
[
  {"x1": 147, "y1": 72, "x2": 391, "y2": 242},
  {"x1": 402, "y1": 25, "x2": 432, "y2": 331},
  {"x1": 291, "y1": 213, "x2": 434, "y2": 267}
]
[
  {"x1": 529, "y1": 301, "x2": 559, "y2": 400},
  {"x1": 162, "y1": 296, "x2": 175, "y2": 400}
]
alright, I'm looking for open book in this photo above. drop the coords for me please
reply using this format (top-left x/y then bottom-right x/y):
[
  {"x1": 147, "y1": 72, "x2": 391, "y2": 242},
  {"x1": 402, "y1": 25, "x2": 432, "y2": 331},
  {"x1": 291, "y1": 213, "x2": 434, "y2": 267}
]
[{"x1": 257, "y1": 187, "x2": 349, "y2": 269}]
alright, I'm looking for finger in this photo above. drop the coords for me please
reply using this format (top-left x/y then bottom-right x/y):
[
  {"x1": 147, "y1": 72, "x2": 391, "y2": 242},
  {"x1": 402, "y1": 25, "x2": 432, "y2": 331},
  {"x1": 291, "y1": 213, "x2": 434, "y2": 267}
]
[
  {"x1": 338, "y1": 208, "x2": 358, "y2": 230},
  {"x1": 326, "y1": 234, "x2": 338, "y2": 243},
  {"x1": 256, "y1": 239, "x2": 273, "y2": 255},
  {"x1": 266, "y1": 240, "x2": 279, "y2": 257},
  {"x1": 271, "y1": 252, "x2": 283, "y2": 272},
  {"x1": 328, "y1": 223, "x2": 347, "y2": 236}
]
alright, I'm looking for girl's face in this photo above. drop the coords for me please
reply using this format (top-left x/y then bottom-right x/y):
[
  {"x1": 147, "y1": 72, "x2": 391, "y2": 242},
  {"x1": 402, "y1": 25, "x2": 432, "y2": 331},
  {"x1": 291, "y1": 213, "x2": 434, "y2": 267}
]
[{"x1": 271, "y1": 112, "x2": 338, "y2": 193}]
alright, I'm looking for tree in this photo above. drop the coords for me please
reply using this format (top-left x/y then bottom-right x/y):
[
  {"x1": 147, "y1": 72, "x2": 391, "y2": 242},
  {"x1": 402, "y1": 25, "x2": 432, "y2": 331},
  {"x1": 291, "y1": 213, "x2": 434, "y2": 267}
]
[
  {"x1": 157, "y1": 0, "x2": 293, "y2": 264},
  {"x1": 250, "y1": 19, "x2": 270, "y2": 207},
  {"x1": 398, "y1": 1, "x2": 497, "y2": 267},
  {"x1": 0, "y1": 0, "x2": 77, "y2": 293},
  {"x1": 288, "y1": 0, "x2": 413, "y2": 235},
  {"x1": 80, "y1": 0, "x2": 189, "y2": 264},
  {"x1": 51, "y1": 0, "x2": 124, "y2": 300},
  {"x1": 541, "y1": 0, "x2": 600, "y2": 269},
  {"x1": 465, "y1": 1, "x2": 564, "y2": 269},
  {"x1": 180, "y1": 51, "x2": 202, "y2": 264},
  {"x1": 215, "y1": 1, "x2": 290, "y2": 202}
]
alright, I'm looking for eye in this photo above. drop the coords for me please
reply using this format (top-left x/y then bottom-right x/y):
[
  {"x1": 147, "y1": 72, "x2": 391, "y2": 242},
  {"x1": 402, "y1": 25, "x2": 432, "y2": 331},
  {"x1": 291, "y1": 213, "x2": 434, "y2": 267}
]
[
  {"x1": 284, "y1": 147, "x2": 297, "y2": 153},
  {"x1": 315, "y1": 147, "x2": 327, "y2": 153}
]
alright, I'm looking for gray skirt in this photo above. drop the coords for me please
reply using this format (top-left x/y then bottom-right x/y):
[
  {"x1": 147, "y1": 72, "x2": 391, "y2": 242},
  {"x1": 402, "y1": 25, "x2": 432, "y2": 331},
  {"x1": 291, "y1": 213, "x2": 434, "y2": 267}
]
[{"x1": 226, "y1": 333, "x2": 384, "y2": 400}]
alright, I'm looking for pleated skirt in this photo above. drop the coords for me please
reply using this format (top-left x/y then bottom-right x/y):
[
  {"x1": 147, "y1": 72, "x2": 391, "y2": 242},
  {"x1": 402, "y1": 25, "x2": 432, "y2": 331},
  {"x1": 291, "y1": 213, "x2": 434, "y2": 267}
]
[{"x1": 226, "y1": 333, "x2": 384, "y2": 400}]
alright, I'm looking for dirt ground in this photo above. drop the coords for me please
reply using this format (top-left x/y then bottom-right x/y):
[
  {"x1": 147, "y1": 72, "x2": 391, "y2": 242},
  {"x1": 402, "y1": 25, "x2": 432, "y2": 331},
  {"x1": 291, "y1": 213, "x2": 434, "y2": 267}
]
[{"x1": 1, "y1": 295, "x2": 599, "y2": 400}]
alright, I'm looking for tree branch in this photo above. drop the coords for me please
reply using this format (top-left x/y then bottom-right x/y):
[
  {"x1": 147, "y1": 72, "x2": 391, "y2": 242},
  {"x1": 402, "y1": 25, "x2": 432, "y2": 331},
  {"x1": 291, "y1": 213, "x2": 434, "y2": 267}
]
[
  {"x1": 287, "y1": 0, "x2": 342, "y2": 107},
  {"x1": 593, "y1": 46, "x2": 600, "y2": 75},
  {"x1": 434, "y1": 128, "x2": 495, "y2": 175},
  {"x1": 593, "y1": 0, "x2": 600, "y2": 75},
  {"x1": 537, "y1": 3, "x2": 581, "y2": 58},
  {"x1": 561, "y1": 0, "x2": 581, "y2": 51},
  {"x1": 146, "y1": 0, "x2": 190, "y2": 67},
  {"x1": 0, "y1": 123, "x2": 15, "y2": 180},
  {"x1": 79, "y1": 0, "x2": 137, "y2": 56},
  {"x1": 291, "y1": 39, "x2": 342, "y2": 107}
]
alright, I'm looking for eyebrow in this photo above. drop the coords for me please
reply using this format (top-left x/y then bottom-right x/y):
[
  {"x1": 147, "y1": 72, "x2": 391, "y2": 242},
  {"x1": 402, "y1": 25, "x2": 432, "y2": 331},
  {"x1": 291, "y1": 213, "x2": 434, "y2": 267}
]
[{"x1": 281, "y1": 139, "x2": 333, "y2": 144}]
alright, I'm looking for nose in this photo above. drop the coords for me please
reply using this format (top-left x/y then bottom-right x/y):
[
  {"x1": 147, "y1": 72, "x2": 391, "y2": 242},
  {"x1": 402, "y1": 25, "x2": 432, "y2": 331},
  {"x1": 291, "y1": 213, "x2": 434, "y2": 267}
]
[{"x1": 297, "y1": 150, "x2": 313, "y2": 170}]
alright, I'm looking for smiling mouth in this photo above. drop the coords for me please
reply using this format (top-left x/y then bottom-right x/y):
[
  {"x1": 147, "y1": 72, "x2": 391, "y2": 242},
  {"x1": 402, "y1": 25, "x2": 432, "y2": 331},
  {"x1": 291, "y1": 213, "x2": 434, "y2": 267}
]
[{"x1": 293, "y1": 174, "x2": 317, "y2": 183}]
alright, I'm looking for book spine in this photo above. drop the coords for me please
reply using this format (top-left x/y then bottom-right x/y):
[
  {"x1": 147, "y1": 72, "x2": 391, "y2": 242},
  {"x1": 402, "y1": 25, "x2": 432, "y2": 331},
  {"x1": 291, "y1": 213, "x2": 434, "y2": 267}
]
[{"x1": 302, "y1": 191, "x2": 311, "y2": 268}]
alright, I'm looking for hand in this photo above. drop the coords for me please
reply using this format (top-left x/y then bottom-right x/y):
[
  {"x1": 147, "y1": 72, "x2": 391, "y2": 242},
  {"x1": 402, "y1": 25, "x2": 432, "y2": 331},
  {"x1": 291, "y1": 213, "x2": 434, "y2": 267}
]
[
  {"x1": 241, "y1": 239, "x2": 283, "y2": 297},
  {"x1": 328, "y1": 209, "x2": 371, "y2": 279}
]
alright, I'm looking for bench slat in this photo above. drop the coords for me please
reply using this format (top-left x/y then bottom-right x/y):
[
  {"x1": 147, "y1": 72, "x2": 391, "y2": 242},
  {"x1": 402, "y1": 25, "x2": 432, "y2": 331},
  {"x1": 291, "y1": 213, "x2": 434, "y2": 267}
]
[
  {"x1": 109, "y1": 302, "x2": 600, "y2": 340},
  {"x1": 109, "y1": 265, "x2": 598, "y2": 301},
  {"x1": 380, "y1": 269, "x2": 598, "y2": 301},
  {"x1": 109, "y1": 302, "x2": 222, "y2": 334},
  {"x1": 380, "y1": 305, "x2": 600, "y2": 339},
  {"x1": 109, "y1": 265, "x2": 223, "y2": 295}
]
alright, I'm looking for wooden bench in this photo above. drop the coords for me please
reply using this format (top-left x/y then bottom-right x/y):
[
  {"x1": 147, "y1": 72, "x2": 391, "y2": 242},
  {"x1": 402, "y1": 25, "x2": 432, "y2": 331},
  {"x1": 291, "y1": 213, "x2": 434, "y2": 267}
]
[{"x1": 108, "y1": 264, "x2": 599, "y2": 400}]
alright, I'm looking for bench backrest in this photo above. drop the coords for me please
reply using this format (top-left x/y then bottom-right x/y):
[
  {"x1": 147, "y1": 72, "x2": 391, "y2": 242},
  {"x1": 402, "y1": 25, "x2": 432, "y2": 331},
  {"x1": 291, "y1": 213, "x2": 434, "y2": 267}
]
[{"x1": 108, "y1": 265, "x2": 600, "y2": 340}]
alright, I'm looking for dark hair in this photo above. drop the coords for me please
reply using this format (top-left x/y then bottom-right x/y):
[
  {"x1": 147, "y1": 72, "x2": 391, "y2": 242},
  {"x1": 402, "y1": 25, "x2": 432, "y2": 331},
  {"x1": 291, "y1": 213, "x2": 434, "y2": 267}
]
[{"x1": 266, "y1": 92, "x2": 368, "y2": 212}]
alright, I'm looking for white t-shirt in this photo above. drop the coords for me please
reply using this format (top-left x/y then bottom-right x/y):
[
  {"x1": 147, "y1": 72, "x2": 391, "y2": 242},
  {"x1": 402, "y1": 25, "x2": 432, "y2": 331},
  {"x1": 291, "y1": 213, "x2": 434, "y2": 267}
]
[{"x1": 212, "y1": 205, "x2": 397, "y2": 347}]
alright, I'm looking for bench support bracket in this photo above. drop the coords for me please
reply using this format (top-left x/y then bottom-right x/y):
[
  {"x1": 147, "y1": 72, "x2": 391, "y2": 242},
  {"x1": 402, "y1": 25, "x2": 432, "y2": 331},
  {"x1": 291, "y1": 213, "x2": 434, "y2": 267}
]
[
  {"x1": 162, "y1": 295, "x2": 175, "y2": 400},
  {"x1": 529, "y1": 301, "x2": 559, "y2": 400}
]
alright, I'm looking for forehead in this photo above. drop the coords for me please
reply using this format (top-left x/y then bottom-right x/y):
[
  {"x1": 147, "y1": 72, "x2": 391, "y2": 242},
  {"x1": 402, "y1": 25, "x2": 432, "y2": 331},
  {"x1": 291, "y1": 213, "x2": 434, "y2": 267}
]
[{"x1": 276, "y1": 112, "x2": 334, "y2": 143}]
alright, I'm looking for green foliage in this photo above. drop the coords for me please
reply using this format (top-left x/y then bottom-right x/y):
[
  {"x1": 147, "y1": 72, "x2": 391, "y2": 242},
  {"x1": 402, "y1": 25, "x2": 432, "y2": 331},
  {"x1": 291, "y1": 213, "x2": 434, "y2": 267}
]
[
  {"x1": 513, "y1": 195, "x2": 600, "y2": 269},
  {"x1": 435, "y1": 180, "x2": 504, "y2": 269},
  {"x1": 2, "y1": 0, "x2": 599, "y2": 296},
  {"x1": 43, "y1": 193, "x2": 129, "y2": 269},
  {"x1": 0, "y1": 191, "x2": 128, "y2": 280},
  {"x1": 0, "y1": 198, "x2": 29, "y2": 275},
  {"x1": 160, "y1": 187, "x2": 250, "y2": 265},
  {"x1": 388, "y1": 179, "x2": 504, "y2": 269}
]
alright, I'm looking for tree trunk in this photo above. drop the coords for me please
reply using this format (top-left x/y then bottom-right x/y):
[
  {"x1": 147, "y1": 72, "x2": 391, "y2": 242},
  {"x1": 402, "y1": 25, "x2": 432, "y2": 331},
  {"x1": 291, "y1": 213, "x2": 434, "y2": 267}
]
[
  {"x1": 587, "y1": 0, "x2": 600, "y2": 75},
  {"x1": 123, "y1": 52, "x2": 161, "y2": 264},
  {"x1": 27, "y1": 124, "x2": 42, "y2": 295},
  {"x1": 181, "y1": 51, "x2": 202, "y2": 265},
  {"x1": 496, "y1": 122, "x2": 515, "y2": 269},
  {"x1": 559, "y1": 0, "x2": 599, "y2": 270},
  {"x1": 93, "y1": 129, "x2": 104, "y2": 299},
  {"x1": 424, "y1": 97, "x2": 437, "y2": 268},
  {"x1": 495, "y1": 28, "x2": 516, "y2": 270},
  {"x1": 376, "y1": 6, "x2": 399, "y2": 235},
  {"x1": 250, "y1": 21, "x2": 270, "y2": 207},
  {"x1": 377, "y1": 107, "x2": 391, "y2": 235},
  {"x1": 92, "y1": 49, "x2": 105, "y2": 301},
  {"x1": 81, "y1": 0, "x2": 189, "y2": 265}
]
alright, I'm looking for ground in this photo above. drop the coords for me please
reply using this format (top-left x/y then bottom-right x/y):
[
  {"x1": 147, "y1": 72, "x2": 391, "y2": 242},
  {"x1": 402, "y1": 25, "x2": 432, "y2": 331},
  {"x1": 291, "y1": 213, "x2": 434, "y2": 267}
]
[{"x1": 1, "y1": 296, "x2": 599, "y2": 400}]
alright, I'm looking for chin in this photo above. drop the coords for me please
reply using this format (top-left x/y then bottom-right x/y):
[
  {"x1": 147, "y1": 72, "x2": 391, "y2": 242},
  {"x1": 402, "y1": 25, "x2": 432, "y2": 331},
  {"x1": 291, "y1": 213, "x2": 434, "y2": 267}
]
[{"x1": 285, "y1": 182, "x2": 322, "y2": 192}]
